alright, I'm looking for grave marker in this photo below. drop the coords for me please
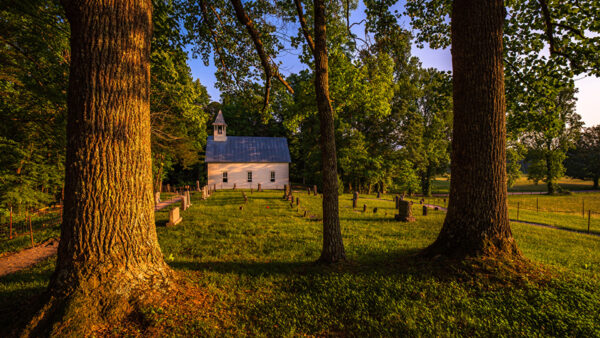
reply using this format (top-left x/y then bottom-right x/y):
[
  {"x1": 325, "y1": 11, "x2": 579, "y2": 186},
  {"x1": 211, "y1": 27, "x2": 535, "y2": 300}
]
[
  {"x1": 167, "y1": 207, "x2": 182, "y2": 226},
  {"x1": 155, "y1": 192, "x2": 161, "y2": 205},
  {"x1": 395, "y1": 200, "x2": 415, "y2": 222}
]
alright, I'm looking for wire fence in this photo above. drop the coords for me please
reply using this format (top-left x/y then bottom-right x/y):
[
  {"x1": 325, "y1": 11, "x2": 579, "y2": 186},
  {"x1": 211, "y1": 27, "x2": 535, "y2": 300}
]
[{"x1": 0, "y1": 206, "x2": 63, "y2": 246}]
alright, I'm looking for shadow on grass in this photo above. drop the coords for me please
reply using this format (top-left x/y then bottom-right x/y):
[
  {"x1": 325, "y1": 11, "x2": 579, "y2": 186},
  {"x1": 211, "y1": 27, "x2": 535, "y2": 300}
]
[{"x1": 168, "y1": 248, "x2": 430, "y2": 278}]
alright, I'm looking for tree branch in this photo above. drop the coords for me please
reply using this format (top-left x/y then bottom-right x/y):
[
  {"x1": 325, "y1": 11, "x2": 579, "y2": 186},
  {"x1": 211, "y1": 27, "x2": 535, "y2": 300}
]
[
  {"x1": 230, "y1": 0, "x2": 293, "y2": 111},
  {"x1": 293, "y1": 0, "x2": 315, "y2": 53}
]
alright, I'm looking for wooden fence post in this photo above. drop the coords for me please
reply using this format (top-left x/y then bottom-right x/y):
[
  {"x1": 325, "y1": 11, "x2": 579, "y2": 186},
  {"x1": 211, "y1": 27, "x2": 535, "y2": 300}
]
[
  {"x1": 9, "y1": 206, "x2": 13, "y2": 239},
  {"x1": 29, "y1": 214, "x2": 34, "y2": 247}
]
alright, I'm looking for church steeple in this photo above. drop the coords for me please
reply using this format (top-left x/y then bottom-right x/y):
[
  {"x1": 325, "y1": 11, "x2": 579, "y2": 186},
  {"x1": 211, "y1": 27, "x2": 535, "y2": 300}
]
[{"x1": 213, "y1": 110, "x2": 227, "y2": 142}]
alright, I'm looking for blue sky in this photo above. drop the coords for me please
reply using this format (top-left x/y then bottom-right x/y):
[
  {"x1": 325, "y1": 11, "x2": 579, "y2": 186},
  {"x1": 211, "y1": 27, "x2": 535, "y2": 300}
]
[{"x1": 186, "y1": 1, "x2": 599, "y2": 127}]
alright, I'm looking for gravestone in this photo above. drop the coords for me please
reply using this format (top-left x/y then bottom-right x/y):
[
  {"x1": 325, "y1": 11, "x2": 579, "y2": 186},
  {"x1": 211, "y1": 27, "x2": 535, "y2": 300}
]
[
  {"x1": 186, "y1": 191, "x2": 192, "y2": 206},
  {"x1": 352, "y1": 191, "x2": 359, "y2": 209},
  {"x1": 233, "y1": 183, "x2": 236, "y2": 190},
  {"x1": 283, "y1": 184, "x2": 288, "y2": 199},
  {"x1": 181, "y1": 195, "x2": 188, "y2": 211},
  {"x1": 307, "y1": 188, "x2": 311, "y2": 195},
  {"x1": 258, "y1": 183, "x2": 262, "y2": 192},
  {"x1": 422, "y1": 206, "x2": 428, "y2": 216},
  {"x1": 303, "y1": 211, "x2": 307, "y2": 217},
  {"x1": 202, "y1": 187, "x2": 207, "y2": 200},
  {"x1": 196, "y1": 180, "x2": 200, "y2": 191},
  {"x1": 242, "y1": 192, "x2": 248, "y2": 203},
  {"x1": 213, "y1": 184, "x2": 216, "y2": 191},
  {"x1": 166, "y1": 184, "x2": 170, "y2": 192},
  {"x1": 395, "y1": 200, "x2": 415, "y2": 222},
  {"x1": 296, "y1": 197, "x2": 299, "y2": 206},
  {"x1": 363, "y1": 204, "x2": 367, "y2": 212},
  {"x1": 377, "y1": 191, "x2": 381, "y2": 198},
  {"x1": 313, "y1": 185, "x2": 317, "y2": 196},
  {"x1": 167, "y1": 207, "x2": 182, "y2": 226},
  {"x1": 155, "y1": 192, "x2": 161, "y2": 205},
  {"x1": 373, "y1": 207, "x2": 378, "y2": 213}
]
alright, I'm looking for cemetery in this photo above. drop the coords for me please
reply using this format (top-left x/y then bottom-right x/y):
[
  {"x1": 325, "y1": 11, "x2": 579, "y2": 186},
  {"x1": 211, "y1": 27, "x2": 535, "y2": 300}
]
[{"x1": 1, "y1": 0, "x2": 599, "y2": 335}]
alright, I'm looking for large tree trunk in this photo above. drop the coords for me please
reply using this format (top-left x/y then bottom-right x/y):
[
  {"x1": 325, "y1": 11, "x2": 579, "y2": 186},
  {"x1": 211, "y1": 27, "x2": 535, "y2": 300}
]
[
  {"x1": 424, "y1": 0, "x2": 520, "y2": 258},
  {"x1": 26, "y1": 0, "x2": 173, "y2": 334},
  {"x1": 313, "y1": 0, "x2": 346, "y2": 263}
]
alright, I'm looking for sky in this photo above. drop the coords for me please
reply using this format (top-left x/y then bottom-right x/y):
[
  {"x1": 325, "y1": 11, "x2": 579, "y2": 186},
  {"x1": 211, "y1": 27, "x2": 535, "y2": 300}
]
[{"x1": 186, "y1": 2, "x2": 599, "y2": 128}]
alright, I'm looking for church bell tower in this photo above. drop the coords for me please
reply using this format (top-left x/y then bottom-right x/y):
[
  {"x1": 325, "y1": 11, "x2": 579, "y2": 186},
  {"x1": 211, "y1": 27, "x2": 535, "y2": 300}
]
[{"x1": 213, "y1": 110, "x2": 227, "y2": 142}]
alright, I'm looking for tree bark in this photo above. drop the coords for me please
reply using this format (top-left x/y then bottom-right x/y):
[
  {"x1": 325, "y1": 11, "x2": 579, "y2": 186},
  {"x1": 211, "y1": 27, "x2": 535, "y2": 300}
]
[
  {"x1": 312, "y1": 0, "x2": 346, "y2": 263},
  {"x1": 26, "y1": 0, "x2": 173, "y2": 334},
  {"x1": 424, "y1": 0, "x2": 520, "y2": 258}
]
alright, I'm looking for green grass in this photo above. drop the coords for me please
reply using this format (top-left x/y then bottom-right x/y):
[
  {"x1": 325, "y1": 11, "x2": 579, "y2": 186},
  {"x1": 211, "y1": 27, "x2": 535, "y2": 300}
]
[
  {"x1": 429, "y1": 176, "x2": 598, "y2": 194},
  {"x1": 1, "y1": 190, "x2": 600, "y2": 336}
]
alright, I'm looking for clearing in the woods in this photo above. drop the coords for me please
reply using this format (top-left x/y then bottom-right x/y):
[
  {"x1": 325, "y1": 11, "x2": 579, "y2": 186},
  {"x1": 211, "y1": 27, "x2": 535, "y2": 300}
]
[{"x1": 1, "y1": 190, "x2": 599, "y2": 336}]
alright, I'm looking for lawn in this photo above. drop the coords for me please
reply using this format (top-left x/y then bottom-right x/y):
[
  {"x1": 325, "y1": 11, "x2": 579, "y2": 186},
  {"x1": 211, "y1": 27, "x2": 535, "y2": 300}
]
[
  {"x1": 429, "y1": 175, "x2": 597, "y2": 194},
  {"x1": 1, "y1": 190, "x2": 599, "y2": 336}
]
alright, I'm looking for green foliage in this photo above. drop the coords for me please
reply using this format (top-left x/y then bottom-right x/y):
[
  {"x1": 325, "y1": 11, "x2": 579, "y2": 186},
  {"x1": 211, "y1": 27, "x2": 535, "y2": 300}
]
[
  {"x1": 521, "y1": 86, "x2": 582, "y2": 193},
  {"x1": 0, "y1": 0, "x2": 69, "y2": 212},
  {"x1": 151, "y1": 0, "x2": 211, "y2": 189},
  {"x1": 565, "y1": 125, "x2": 600, "y2": 189}
]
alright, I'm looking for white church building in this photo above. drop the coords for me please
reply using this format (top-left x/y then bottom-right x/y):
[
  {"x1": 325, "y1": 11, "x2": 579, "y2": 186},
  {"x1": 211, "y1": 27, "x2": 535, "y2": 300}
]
[{"x1": 205, "y1": 111, "x2": 291, "y2": 190}]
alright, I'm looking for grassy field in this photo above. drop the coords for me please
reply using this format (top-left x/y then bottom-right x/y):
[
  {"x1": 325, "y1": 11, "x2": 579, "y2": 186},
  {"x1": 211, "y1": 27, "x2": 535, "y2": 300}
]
[
  {"x1": 1, "y1": 190, "x2": 599, "y2": 336},
  {"x1": 430, "y1": 176, "x2": 597, "y2": 194}
]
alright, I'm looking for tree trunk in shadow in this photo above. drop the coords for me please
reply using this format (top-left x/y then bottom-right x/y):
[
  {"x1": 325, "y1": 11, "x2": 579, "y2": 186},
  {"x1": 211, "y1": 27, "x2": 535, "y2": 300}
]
[{"x1": 424, "y1": 0, "x2": 520, "y2": 259}]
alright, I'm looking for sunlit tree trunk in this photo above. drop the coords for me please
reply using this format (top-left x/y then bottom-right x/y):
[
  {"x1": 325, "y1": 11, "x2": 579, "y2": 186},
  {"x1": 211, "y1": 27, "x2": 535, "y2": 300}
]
[
  {"x1": 26, "y1": 0, "x2": 173, "y2": 334},
  {"x1": 425, "y1": 0, "x2": 520, "y2": 258},
  {"x1": 313, "y1": 0, "x2": 346, "y2": 263}
]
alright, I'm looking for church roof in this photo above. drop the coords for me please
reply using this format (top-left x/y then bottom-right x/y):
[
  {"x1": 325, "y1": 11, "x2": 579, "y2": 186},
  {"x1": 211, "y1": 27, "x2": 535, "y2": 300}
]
[
  {"x1": 213, "y1": 110, "x2": 227, "y2": 125},
  {"x1": 205, "y1": 136, "x2": 291, "y2": 163}
]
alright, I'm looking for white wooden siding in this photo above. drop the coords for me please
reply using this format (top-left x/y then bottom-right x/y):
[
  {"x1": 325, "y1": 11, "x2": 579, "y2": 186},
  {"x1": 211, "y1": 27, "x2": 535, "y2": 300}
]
[{"x1": 207, "y1": 163, "x2": 289, "y2": 190}]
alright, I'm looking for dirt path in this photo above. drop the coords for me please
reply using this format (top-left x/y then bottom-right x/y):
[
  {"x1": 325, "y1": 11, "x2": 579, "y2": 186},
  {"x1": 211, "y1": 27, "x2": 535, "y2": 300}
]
[
  {"x1": 0, "y1": 239, "x2": 58, "y2": 277},
  {"x1": 155, "y1": 195, "x2": 183, "y2": 211},
  {"x1": 0, "y1": 198, "x2": 185, "y2": 278}
]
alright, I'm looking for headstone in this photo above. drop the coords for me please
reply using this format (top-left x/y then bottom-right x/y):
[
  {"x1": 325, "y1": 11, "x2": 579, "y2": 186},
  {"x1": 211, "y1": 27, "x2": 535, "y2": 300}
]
[
  {"x1": 395, "y1": 200, "x2": 415, "y2": 222},
  {"x1": 186, "y1": 191, "x2": 192, "y2": 206},
  {"x1": 251, "y1": 188, "x2": 253, "y2": 194},
  {"x1": 181, "y1": 195, "x2": 188, "y2": 211},
  {"x1": 377, "y1": 191, "x2": 381, "y2": 198},
  {"x1": 307, "y1": 188, "x2": 311, "y2": 195},
  {"x1": 363, "y1": 204, "x2": 367, "y2": 212},
  {"x1": 283, "y1": 184, "x2": 288, "y2": 199},
  {"x1": 373, "y1": 207, "x2": 378, "y2": 213},
  {"x1": 233, "y1": 183, "x2": 236, "y2": 190},
  {"x1": 296, "y1": 197, "x2": 299, "y2": 206},
  {"x1": 167, "y1": 207, "x2": 182, "y2": 226},
  {"x1": 155, "y1": 192, "x2": 161, "y2": 205},
  {"x1": 213, "y1": 184, "x2": 216, "y2": 191},
  {"x1": 422, "y1": 206, "x2": 428, "y2": 216},
  {"x1": 313, "y1": 185, "x2": 317, "y2": 196},
  {"x1": 202, "y1": 187, "x2": 207, "y2": 200},
  {"x1": 303, "y1": 210, "x2": 307, "y2": 217},
  {"x1": 196, "y1": 180, "x2": 200, "y2": 191},
  {"x1": 243, "y1": 192, "x2": 248, "y2": 203},
  {"x1": 167, "y1": 184, "x2": 170, "y2": 192},
  {"x1": 258, "y1": 183, "x2": 262, "y2": 192}
]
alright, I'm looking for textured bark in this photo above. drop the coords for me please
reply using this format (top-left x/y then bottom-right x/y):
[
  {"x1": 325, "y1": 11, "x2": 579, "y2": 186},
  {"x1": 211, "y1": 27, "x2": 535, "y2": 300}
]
[
  {"x1": 425, "y1": 0, "x2": 520, "y2": 258},
  {"x1": 313, "y1": 0, "x2": 346, "y2": 263},
  {"x1": 25, "y1": 0, "x2": 173, "y2": 334}
]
